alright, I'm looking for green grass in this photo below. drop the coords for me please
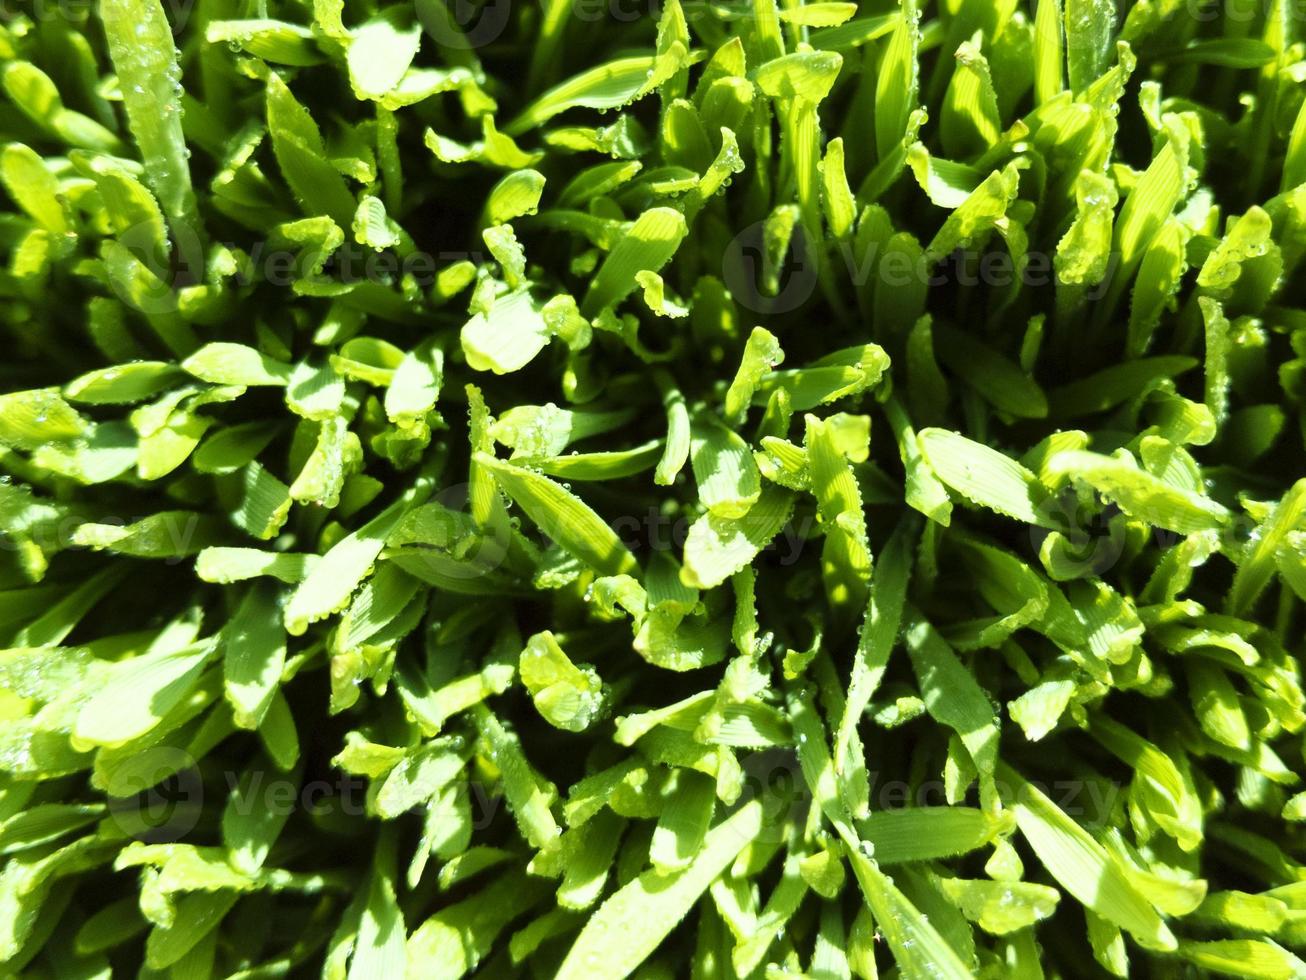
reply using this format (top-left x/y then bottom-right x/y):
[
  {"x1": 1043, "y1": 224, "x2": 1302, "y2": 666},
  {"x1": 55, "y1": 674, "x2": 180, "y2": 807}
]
[{"x1": 1, "y1": 0, "x2": 1306, "y2": 976}]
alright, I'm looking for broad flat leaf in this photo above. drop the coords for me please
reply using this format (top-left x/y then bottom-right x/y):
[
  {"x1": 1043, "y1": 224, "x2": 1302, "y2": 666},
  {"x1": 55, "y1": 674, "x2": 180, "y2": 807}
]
[
  {"x1": 938, "y1": 877, "x2": 1060, "y2": 934},
  {"x1": 0, "y1": 389, "x2": 86, "y2": 450},
  {"x1": 182, "y1": 343, "x2": 292, "y2": 387},
  {"x1": 462, "y1": 289, "x2": 553, "y2": 375},
  {"x1": 101, "y1": 0, "x2": 201, "y2": 272},
  {"x1": 376, "y1": 740, "x2": 465, "y2": 818},
  {"x1": 1047, "y1": 356, "x2": 1198, "y2": 416},
  {"x1": 65, "y1": 362, "x2": 180, "y2": 405},
  {"x1": 859, "y1": 807, "x2": 1001, "y2": 864},
  {"x1": 1, "y1": 144, "x2": 67, "y2": 234},
  {"x1": 74, "y1": 641, "x2": 216, "y2": 748},
  {"x1": 196, "y1": 548, "x2": 316, "y2": 584},
  {"x1": 755, "y1": 51, "x2": 843, "y2": 103},
  {"x1": 754, "y1": 344, "x2": 890, "y2": 410},
  {"x1": 682, "y1": 486, "x2": 795, "y2": 589},
  {"x1": 475, "y1": 453, "x2": 637, "y2": 576},
  {"x1": 941, "y1": 40, "x2": 1002, "y2": 157},
  {"x1": 649, "y1": 769, "x2": 715, "y2": 872},
  {"x1": 1116, "y1": 118, "x2": 1190, "y2": 271},
  {"x1": 1034, "y1": 0, "x2": 1064, "y2": 103},
  {"x1": 1065, "y1": 0, "x2": 1115, "y2": 92},
  {"x1": 918, "y1": 428, "x2": 1053, "y2": 527},
  {"x1": 905, "y1": 617, "x2": 999, "y2": 792},
  {"x1": 581, "y1": 208, "x2": 688, "y2": 317},
  {"x1": 508, "y1": 57, "x2": 665, "y2": 133},
  {"x1": 473, "y1": 706, "x2": 559, "y2": 849},
  {"x1": 348, "y1": 866, "x2": 408, "y2": 978},
  {"x1": 0, "y1": 804, "x2": 104, "y2": 856},
  {"x1": 1047, "y1": 449, "x2": 1230, "y2": 534},
  {"x1": 222, "y1": 768, "x2": 294, "y2": 875},
  {"x1": 1229, "y1": 480, "x2": 1306, "y2": 615},
  {"x1": 1176, "y1": 940, "x2": 1306, "y2": 980},
  {"x1": 285, "y1": 477, "x2": 433, "y2": 635},
  {"x1": 690, "y1": 414, "x2": 761, "y2": 519},
  {"x1": 487, "y1": 170, "x2": 547, "y2": 224},
  {"x1": 1002, "y1": 765, "x2": 1176, "y2": 951},
  {"x1": 206, "y1": 19, "x2": 324, "y2": 66},
  {"x1": 224, "y1": 583, "x2": 286, "y2": 729},
  {"x1": 836, "y1": 518, "x2": 913, "y2": 783},
  {"x1": 267, "y1": 74, "x2": 356, "y2": 227},
  {"x1": 556, "y1": 800, "x2": 762, "y2": 980},
  {"x1": 875, "y1": 0, "x2": 920, "y2": 160},
  {"x1": 348, "y1": 17, "x2": 422, "y2": 100},
  {"x1": 724, "y1": 328, "x2": 784, "y2": 425},
  {"x1": 806, "y1": 412, "x2": 872, "y2": 612},
  {"x1": 519, "y1": 631, "x2": 604, "y2": 732}
]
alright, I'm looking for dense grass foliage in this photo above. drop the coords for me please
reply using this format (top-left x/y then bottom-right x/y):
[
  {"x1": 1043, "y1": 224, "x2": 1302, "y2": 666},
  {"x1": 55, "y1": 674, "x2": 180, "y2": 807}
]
[{"x1": 2, "y1": 0, "x2": 1306, "y2": 976}]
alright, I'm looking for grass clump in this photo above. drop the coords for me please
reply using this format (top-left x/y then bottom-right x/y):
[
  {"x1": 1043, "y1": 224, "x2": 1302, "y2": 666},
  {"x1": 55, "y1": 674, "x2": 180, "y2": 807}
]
[{"x1": 2, "y1": 0, "x2": 1306, "y2": 976}]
